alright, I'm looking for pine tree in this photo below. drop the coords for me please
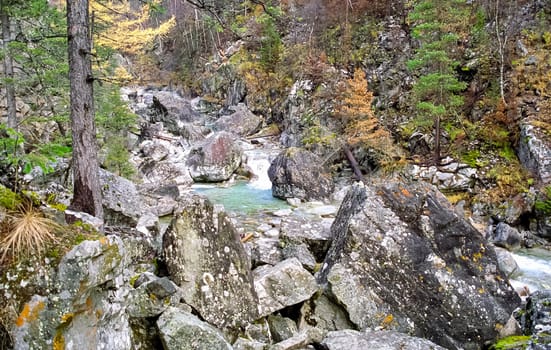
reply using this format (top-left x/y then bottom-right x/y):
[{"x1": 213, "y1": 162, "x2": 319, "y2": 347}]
[{"x1": 407, "y1": 0, "x2": 469, "y2": 164}]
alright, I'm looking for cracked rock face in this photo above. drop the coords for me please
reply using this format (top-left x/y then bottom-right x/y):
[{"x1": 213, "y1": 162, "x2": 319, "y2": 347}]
[
  {"x1": 318, "y1": 181, "x2": 521, "y2": 350},
  {"x1": 253, "y1": 257, "x2": 318, "y2": 318},
  {"x1": 162, "y1": 194, "x2": 258, "y2": 331}
]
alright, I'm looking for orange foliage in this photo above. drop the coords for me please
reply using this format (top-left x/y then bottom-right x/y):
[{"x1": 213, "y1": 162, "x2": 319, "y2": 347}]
[{"x1": 336, "y1": 70, "x2": 393, "y2": 150}]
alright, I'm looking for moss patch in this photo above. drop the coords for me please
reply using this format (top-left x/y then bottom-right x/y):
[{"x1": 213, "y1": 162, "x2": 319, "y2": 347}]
[{"x1": 490, "y1": 335, "x2": 532, "y2": 350}]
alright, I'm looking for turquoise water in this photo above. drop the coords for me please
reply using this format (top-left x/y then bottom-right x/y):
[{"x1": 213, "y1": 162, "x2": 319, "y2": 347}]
[{"x1": 192, "y1": 181, "x2": 289, "y2": 214}]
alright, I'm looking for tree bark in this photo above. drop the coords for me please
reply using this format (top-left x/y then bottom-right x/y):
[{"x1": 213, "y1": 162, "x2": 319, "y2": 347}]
[
  {"x1": 1, "y1": 2, "x2": 17, "y2": 130},
  {"x1": 434, "y1": 115, "x2": 441, "y2": 165},
  {"x1": 343, "y1": 143, "x2": 365, "y2": 183},
  {"x1": 67, "y1": 0, "x2": 103, "y2": 220}
]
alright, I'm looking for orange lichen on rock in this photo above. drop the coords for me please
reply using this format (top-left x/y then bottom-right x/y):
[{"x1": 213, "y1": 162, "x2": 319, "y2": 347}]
[
  {"x1": 15, "y1": 300, "x2": 45, "y2": 327},
  {"x1": 53, "y1": 331, "x2": 65, "y2": 350}
]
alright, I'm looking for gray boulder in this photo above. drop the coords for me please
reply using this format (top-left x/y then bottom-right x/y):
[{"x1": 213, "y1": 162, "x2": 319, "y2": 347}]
[
  {"x1": 490, "y1": 222, "x2": 522, "y2": 250},
  {"x1": 187, "y1": 131, "x2": 243, "y2": 182},
  {"x1": 268, "y1": 314, "x2": 299, "y2": 342},
  {"x1": 139, "y1": 158, "x2": 193, "y2": 187},
  {"x1": 268, "y1": 148, "x2": 334, "y2": 201},
  {"x1": 127, "y1": 276, "x2": 180, "y2": 318},
  {"x1": 318, "y1": 182, "x2": 521, "y2": 350},
  {"x1": 12, "y1": 236, "x2": 132, "y2": 350},
  {"x1": 99, "y1": 169, "x2": 145, "y2": 226},
  {"x1": 494, "y1": 247, "x2": 520, "y2": 278},
  {"x1": 162, "y1": 194, "x2": 258, "y2": 331},
  {"x1": 518, "y1": 123, "x2": 551, "y2": 184},
  {"x1": 214, "y1": 103, "x2": 262, "y2": 136},
  {"x1": 253, "y1": 258, "x2": 318, "y2": 318},
  {"x1": 150, "y1": 91, "x2": 200, "y2": 135},
  {"x1": 280, "y1": 216, "x2": 333, "y2": 262},
  {"x1": 523, "y1": 290, "x2": 551, "y2": 347},
  {"x1": 299, "y1": 294, "x2": 355, "y2": 332},
  {"x1": 321, "y1": 330, "x2": 447, "y2": 350},
  {"x1": 157, "y1": 307, "x2": 232, "y2": 350}
]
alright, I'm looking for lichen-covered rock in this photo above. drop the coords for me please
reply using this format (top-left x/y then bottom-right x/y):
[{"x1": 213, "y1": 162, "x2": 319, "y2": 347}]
[
  {"x1": 162, "y1": 194, "x2": 258, "y2": 330},
  {"x1": 157, "y1": 307, "x2": 232, "y2": 350},
  {"x1": 99, "y1": 169, "x2": 145, "y2": 226},
  {"x1": 253, "y1": 258, "x2": 318, "y2": 318},
  {"x1": 494, "y1": 247, "x2": 520, "y2": 278},
  {"x1": 522, "y1": 290, "x2": 551, "y2": 347},
  {"x1": 518, "y1": 123, "x2": 551, "y2": 185},
  {"x1": 268, "y1": 314, "x2": 299, "y2": 342},
  {"x1": 214, "y1": 103, "x2": 262, "y2": 136},
  {"x1": 187, "y1": 131, "x2": 243, "y2": 182},
  {"x1": 233, "y1": 338, "x2": 267, "y2": 350},
  {"x1": 12, "y1": 236, "x2": 133, "y2": 350},
  {"x1": 280, "y1": 216, "x2": 333, "y2": 262},
  {"x1": 318, "y1": 182, "x2": 521, "y2": 350},
  {"x1": 127, "y1": 276, "x2": 180, "y2": 318},
  {"x1": 268, "y1": 148, "x2": 334, "y2": 201},
  {"x1": 321, "y1": 330, "x2": 447, "y2": 350},
  {"x1": 58, "y1": 236, "x2": 125, "y2": 304}
]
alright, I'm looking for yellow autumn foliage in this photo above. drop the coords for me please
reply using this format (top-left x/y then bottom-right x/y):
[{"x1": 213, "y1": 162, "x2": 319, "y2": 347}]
[{"x1": 92, "y1": 0, "x2": 175, "y2": 55}]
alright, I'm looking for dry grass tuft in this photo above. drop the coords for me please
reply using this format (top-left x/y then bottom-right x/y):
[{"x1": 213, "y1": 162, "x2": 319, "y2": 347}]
[{"x1": 0, "y1": 206, "x2": 60, "y2": 264}]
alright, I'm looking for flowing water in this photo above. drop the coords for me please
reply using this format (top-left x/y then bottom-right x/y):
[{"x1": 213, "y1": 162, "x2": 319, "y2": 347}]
[
  {"x1": 192, "y1": 146, "x2": 289, "y2": 214},
  {"x1": 510, "y1": 248, "x2": 551, "y2": 292}
]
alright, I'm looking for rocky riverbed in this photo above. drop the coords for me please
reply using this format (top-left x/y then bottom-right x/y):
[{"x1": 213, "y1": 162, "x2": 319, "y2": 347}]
[{"x1": 2, "y1": 87, "x2": 551, "y2": 350}]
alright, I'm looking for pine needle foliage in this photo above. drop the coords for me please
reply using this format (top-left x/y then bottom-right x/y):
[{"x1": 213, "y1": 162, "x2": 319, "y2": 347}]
[{"x1": 0, "y1": 205, "x2": 60, "y2": 264}]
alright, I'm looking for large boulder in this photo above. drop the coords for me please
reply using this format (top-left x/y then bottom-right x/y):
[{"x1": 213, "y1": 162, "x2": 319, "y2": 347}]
[
  {"x1": 318, "y1": 181, "x2": 521, "y2": 350},
  {"x1": 99, "y1": 169, "x2": 145, "y2": 226},
  {"x1": 518, "y1": 123, "x2": 551, "y2": 185},
  {"x1": 157, "y1": 307, "x2": 232, "y2": 350},
  {"x1": 321, "y1": 330, "x2": 447, "y2": 350},
  {"x1": 12, "y1": 236, "x2": 133, "y2": 350},
  {"x1": 162, "y1": 195, "x2": 258, "y2": 331},
  {"x1": 150, "y1": 91, "x2": 200, "y2": 135},
  {"x1": 187, "y1": 131, "x2": 243, "y2": 182},
  {"x1": 268, "y1": 148, "x2": 334, "y2": 201},
  {"x1": 213, "y1": 103, "x2": 262, "y2": 137}
]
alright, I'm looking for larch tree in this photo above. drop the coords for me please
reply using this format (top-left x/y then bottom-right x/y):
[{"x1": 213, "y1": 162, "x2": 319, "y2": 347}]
[
  {"x1": 407, "y1": 0, "x2": 468, "y2": 165},
  {"x1": 67, "y1": 0, "x2": 103, "y2": 219},
  {"x1": 335, "y1": 69, "x2": 395, "y2": 175},
  {"x1": 92, "y1": 0, "x2": 175, "y2": 81}
]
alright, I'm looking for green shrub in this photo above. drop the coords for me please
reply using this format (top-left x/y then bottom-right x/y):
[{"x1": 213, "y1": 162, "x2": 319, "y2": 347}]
[{"x1": 535, "y1": 186, "x2": 551, "y2": 215}]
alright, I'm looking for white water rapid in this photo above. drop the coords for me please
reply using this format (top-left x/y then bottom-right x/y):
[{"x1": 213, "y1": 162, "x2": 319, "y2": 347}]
[{"x1": 510, "y1": 248, "x2": 551, "y2": 292}]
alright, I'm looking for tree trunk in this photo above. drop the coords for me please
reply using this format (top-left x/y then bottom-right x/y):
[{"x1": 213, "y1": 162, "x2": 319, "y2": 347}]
[
  {"x1": 434, "y1": 115, "x2": 441, "y2": 165},
  {"x1": 1, "y1": 3, "x2": 17, "y2": 130},
  {"x1": 343, "y1": 143, "x2": 365, "y2": 183},
  {"x1": 67, "y1": 0, "x2": 103, "y2": 220}
]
